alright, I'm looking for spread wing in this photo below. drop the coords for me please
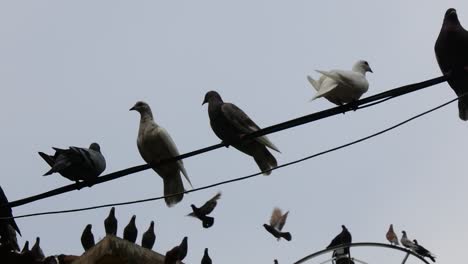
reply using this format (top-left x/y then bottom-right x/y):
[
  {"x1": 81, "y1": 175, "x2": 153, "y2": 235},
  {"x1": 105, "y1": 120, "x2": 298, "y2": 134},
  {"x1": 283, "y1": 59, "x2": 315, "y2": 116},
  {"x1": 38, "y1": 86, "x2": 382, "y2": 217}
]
[{"x1": 200, "y1": 192, "x2": 221, "y2": 215}]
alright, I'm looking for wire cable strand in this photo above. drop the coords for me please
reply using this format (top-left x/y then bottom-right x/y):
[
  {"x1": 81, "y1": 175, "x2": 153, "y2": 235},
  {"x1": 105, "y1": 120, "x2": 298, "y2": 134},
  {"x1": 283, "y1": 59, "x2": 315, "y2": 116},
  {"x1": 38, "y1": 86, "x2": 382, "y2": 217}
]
[{"x1": 3, "y1": 96, "x2": 457, "y2": 220}]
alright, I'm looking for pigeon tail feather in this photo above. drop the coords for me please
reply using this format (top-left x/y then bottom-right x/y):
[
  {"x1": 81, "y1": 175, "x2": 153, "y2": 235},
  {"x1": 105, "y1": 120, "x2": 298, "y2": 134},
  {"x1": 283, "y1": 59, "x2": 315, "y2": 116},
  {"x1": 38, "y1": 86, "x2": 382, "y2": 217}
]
[
  {"x1": 163, "y1": 174, "x2": 184, "y2": 207},
  {"x1": 254, "y1": 147, "x2": 278, "y2": 176},
  {"x1": 280, "y1": 231, "x2": 292, "y2": 241},
  {"x1": 458, "y1": 98, "x2": 468, "y2": 121},
  {"x1": 202, "y1": 216, "x2": 215, "y2": 228}
]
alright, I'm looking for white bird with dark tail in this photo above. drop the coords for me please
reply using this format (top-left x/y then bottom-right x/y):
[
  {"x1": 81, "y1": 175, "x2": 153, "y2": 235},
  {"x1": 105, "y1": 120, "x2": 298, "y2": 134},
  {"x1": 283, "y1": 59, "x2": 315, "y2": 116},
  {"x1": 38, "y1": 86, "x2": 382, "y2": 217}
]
[
  {"x1": 307, "y1": 60, "x2": 372, "y2": 106},
  {"x1": 130, "y1": 101, "x2": 192, "y2": 207}
]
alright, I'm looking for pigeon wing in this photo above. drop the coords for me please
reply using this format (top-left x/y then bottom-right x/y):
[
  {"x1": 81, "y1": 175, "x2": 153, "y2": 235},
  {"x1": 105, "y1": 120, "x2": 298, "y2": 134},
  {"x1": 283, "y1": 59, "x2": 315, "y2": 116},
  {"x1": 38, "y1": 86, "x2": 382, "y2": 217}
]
[
  {"x1": 277, "y1": 211, "x2": 289, "y2": 231},
  {"x1": 270, "y1": 208, "x2": 283, "y2": 228},
  {"x1": 199, "y1": 192, "x2": 221, "y2": 215}
]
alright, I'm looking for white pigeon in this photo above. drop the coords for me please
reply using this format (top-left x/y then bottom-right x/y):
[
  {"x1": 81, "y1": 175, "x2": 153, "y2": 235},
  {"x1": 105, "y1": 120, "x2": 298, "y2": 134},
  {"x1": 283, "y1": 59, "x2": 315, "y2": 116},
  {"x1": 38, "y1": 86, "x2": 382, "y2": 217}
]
[
  {"x1": 307, "y1": 60, "x2": 373, "y2": 105},
  {"x1": 130, "y1": 101, "x2": 192, "y2": 207},
  {"x1": 400, "y1": 231, "x2": 417, "y2": 250}
]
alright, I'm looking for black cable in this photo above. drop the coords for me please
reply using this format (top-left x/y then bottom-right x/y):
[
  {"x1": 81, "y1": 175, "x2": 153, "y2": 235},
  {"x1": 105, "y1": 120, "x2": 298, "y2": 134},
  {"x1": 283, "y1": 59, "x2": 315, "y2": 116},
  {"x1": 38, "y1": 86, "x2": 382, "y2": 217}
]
[{"x1": 3, "y1": 96, "x2": 456, "y2": 220}]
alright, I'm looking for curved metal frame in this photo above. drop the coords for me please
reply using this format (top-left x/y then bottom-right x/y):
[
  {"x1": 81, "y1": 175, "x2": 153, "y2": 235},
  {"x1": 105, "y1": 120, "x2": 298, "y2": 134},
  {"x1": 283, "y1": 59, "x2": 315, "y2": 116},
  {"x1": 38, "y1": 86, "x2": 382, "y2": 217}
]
[{"x1": 293, "y1": 242, "x2": 430, "y2": 264}]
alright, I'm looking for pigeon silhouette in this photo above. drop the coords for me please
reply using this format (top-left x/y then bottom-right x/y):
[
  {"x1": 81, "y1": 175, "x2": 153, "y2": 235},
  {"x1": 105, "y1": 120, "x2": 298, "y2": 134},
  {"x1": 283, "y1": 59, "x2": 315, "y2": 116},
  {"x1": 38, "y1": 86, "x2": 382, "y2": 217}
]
[
  {"x1": 201, "y1": 248, "x2": 212, "y2": 264},
  {"x1": 435, "y1": 8, "x2": 468, "y2": 120},
  {"x1": 386, "y1": 224, "x2": 399, "y2": 246},
  {"x1": 141, "y1": 221, "x2": 156, "y2": 250},
  {"x1": 31, "y1": 237, "x2": 45, "y2": 261},
  {"x1": 21, "y1": 241, "x2": 29, "y2": 254},
  {"x1": 131, "y1": 101, "x2": 192, "y2": 207},
  {"x1": 263, "y1": 208, "x2": 292, "y2": 241},
  {"x1": 123, "y1": 215, "x2": 138, "y2": 243},
  {"x1": 104, "y1": 207, "x2": 117, "y2": 236},
  {"x1": 203, "y1": 91, "x2": 280, "y2": 175},
  {"x1": 38, "y1": 143, "x2": 106, "y2": 185},
  {"x1": 164, "y1": 237, "x2": 188, "y2": 264},
  {"x1": 81, "y1": 224, "x2": 95, "y2": 251},
  {"x1": 188, "y1": 192, "x2": 221, "y2": 228},
  {"x1": 413, "y1": 239, "x2": 436, "y2": 262},
  {"x1": 327, "y1": 225, "x2": 352, "y2": 255}
]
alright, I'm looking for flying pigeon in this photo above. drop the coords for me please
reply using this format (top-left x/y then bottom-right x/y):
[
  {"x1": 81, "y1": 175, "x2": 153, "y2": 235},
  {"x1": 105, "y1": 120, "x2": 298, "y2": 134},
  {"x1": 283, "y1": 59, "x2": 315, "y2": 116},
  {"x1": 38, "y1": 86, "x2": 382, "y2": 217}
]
[
  {"x1": 435, "y1": 8, "x2": 468, "y2": 120},
  {"x1": 130, "y1": 101, "x2": 192, "y2": 207},
  {"x1": 104, "y1": 207, "x2": 117, "y2": 236},
  {"x1": 386, "y1": 224, "x2": 399, "y2": 246},
  {"x1": 81, "y1": 224, "x2": 95, "y2": 251},
  {"x1": 21, "y1": 240, "x2": 29, "y2": 254},
  {"x1": 202, "y1": 91, "x2": 280, "y2": 175},
  {"x1": 263, "y1": 208, "x2": 292, "y2": 241},
  {"x1": 307, "y1": 60, "x2": 372, "y2": 106},
  {"x1": 0, "y1": 185, "x2": 21, "y2": 238},
  {"x1": 31, "y1": 237, "x2": 45, "y2": 261},
  {"x1": 413, "y1": 239, "x2": 436, "y2": 262},
  {"x1": 326, "y1": 225, "x2": 352, "y2": 255},
  {"x1": 164, "y1": 237, "x2": 188, "y2": 264},
  {"x1": 38, "y1": 143, "x2": 106, "y2": 185},
  {"x1": 141, "y1": 221, "x2": 156, "y2": 250},
  {"x1": 188, "y1": 192, "x2": 221, "y2": 228},
  {"x1": 201, "y1": 248, "x2": 212, "y2": 264},
  {"x1": 400, "y1": 231, "x2": 417, "y2": 250},
  {"x1": 123, "y1": 215, "x2": 138, "y2": 243}
]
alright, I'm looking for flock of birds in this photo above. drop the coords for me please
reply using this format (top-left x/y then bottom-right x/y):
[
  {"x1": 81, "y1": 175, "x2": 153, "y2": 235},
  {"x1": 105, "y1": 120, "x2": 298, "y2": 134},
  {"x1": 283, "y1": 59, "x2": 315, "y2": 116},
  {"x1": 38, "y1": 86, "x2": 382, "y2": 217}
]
[{"x1": 0, "y1": 7, "x2": 467, "y2": 264}]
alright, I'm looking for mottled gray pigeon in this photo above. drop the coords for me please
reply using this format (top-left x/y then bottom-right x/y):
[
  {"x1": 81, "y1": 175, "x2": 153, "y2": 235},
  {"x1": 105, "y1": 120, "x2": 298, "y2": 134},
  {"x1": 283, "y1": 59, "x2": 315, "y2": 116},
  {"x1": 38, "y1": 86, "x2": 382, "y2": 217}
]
[
  {"x1": 141, "y1": 221, "x2": 156, "y2": 250},
  {"x1": 31, "y1": 237, "x2": 45, "y2": 261},
  {"x1": 164, "y1": 237, "x2": 188, "y2": 264},
  {"x1": 263, "y1": 208, "x2": 292, "y2": 241},
  {"x1": 0, "y1": 185, "x2": 21, "y2": 237},
  {"x1": 413, "y1": 239, "x2": 436, "y2": 262},
  {"x1": 202, "y1": 91, "x2": 280, "y2": 175},
  {"x1": 327, "y1": 225, "x2": 352, "y2": 255},
  {"x1": 386, "y1": 224, "x2": 399, "y2": 245},
  {"x1": 435, "y1": 8, "x2": 468, "y2": 120},
  {"x1": 104, "y1": 207, "x2": 117, "y2": 236},
  {"x1": 201, "y1": 248, "x2": 212, "y2": 264},
  {"x1": 307, "y1": 60, "x2": 372, "y2": 105},
  {"x1": 38, "y1": 143, "x2": 106, "y2": 184},
  {"x1": 81, "y1": 224, "x2": 95, "y2": 251},
  {"x1": 188, "y1": 192, "x2": 221, "y2": 228},
  {"x1": 131, "y1": 101, "x2": 192, "y2": 207},
  {"x1": 123, "y1": 215, "x2": 138, "y2": 243},
  {"x1": 400, "y1": 231, "x2": 417, "y2": 250}
]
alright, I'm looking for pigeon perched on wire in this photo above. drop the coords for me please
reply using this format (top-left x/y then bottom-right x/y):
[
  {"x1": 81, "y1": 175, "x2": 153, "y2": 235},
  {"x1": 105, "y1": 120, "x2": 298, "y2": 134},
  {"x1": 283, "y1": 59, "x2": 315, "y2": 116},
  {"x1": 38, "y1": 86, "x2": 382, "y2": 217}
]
[
  {"x1": 188, "y1": 192, "x2": 221, "y2": 228},
  {"x1": 201, "y1": 248, "x2": 212, "y2": 264},
  {"x1": 386, "y1": 224, "x2": 399, "y2": 246},
  {"x1": 0, "y1": 185, "x2": 21, "y2": 239},
  {"x1": 413, "y1": 239, "x2": 436, "y2": 262},
  {"x1": 164, "y1": 237, "x2": 188, "y2": 264},
  {"x1": 400, "y1": 231, "x2": 417, "y2": 250},
  {"x1": 131, "y1": 101, "x2": 192, "y2": 207},
  {"x1": 326, "y1": 225, "x2": 352, "y2": 255},
  {"x1": 307, "y1": 60, "x2": 372, "y2": 107},
  {"x1": 435, "y1": 8, "x2": 468, "y2": 120},
  {"x1": 203, "y1": 91, "x2": 280, "y2": 175},
  {"x1": 31, "y1": 237, "x2": 45, "y2": 261},
  {"x1": 141, "y1": 221, "x2": 156, "y2": 250},
  {"x1": 123, "y1": 215, "x2": 138, "y2": 243},
  {"x1": 104, "y1": 207, "x2": 117, "y2": 236},
  {"x1": 263, "y1": 208, "x2": 292, "y2": 241},
  {"x1": 81, "y1": 224, "x2": 95, "y2": 251},
  {"x1": 38, "y1": 143, "x2": 106, "y2": 185}
]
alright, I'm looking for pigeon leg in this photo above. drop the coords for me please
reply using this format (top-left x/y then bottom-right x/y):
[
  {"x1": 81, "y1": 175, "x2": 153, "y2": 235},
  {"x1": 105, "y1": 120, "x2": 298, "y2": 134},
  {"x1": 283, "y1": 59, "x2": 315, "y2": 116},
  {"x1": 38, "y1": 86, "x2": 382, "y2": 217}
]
[{"x1": 347, "y1": 101, "x2": 359, "y2": 111}]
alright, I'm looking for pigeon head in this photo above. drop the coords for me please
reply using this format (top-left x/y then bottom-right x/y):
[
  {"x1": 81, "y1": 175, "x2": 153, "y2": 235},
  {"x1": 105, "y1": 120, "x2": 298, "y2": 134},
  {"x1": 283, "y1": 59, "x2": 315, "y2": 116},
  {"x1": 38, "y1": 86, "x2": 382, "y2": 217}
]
[
  {"x1": 130, "y1": 215, "x2": 136, "y2": 223},
  {"x1": 202, "y1": 91, "x2": 223, "y2": 105},
  {"x1": 341, "y1": 225, "x2": 347, "y2": 230},
  {"x1": 444, "y1": 8, "x2": 459, "y2": 24},
  {"x1": 89, "y1": 143, "x2": 100, "y2": 152},
  {"x1": 413, "y1": 239, "x2": 419, "y2": 245},
  {"x1": 130, "y1": 101, "x2": 153, "y2": 117},
  {"x1": 150, "y1": 221, "x2": 154, "y2": 229},
  {"x1": 402, "y1": 230, "x2": 407, "y2": 235},
  {"x1": 109, "y1": 207, "x2": 115, "y2": 216},
  {"x1": 352, "y1": 60, "x2": 373, "y2": 74},
  {"x1": 204, "y1": 248, "x2": 209, "y2": 254},
  {"x1": 85, "y1": 224, "x2": 92, "y2": 231}
]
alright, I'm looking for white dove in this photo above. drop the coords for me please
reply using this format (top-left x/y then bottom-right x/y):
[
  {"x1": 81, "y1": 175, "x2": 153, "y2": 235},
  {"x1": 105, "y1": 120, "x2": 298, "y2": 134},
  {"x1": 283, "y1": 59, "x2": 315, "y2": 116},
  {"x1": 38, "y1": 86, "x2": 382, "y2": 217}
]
[
  {"x1": 130, "y1": 101, "x2": 192, "y2": 207},
  {"x1": 307, "y1": 60, "x2": 373, "y2": 106}
]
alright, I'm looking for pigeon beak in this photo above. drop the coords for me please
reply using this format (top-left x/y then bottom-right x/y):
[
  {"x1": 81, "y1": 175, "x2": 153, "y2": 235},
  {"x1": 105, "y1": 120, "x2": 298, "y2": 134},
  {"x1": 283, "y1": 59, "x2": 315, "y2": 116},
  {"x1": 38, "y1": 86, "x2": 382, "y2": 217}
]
[
  {"x1": 202, "y1": 98, "x2": 208, "y2": 105},
  {"x1": 129, "y1": 106, "x2": 136, "y2": 111},
  {"x1": 368, "y1": 67, "x2": 373, "y2": 73}
]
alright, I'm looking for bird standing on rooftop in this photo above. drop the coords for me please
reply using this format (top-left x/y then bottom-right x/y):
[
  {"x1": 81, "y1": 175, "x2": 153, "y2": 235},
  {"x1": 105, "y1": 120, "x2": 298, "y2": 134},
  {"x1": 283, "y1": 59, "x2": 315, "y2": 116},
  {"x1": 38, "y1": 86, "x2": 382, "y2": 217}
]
[
  {"x1": 81, "y1": 224, "x2": 95, "y2": 251},
  {"x1": 104, "y1": 207, "x2": 118, "y2": 236},
  {"x1": 141, "y1": 221, "x2": 156, "y2": 250},
  {"x1": 123, "y1": 215, "x2": 138, "y2": 243}
]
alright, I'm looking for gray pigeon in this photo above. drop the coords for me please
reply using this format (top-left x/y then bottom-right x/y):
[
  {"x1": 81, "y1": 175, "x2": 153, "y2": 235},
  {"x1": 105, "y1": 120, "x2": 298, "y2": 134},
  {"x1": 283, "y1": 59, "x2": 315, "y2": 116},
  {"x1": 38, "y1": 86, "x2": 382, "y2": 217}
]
[
  {"x1": 81, "y1": 224, "x2": 95, "y2": 251},
  {"x1": 400, "y1": 231, "x2": 417, "y2": 250},
  {"x1": 413, "y1": 239, "x2": 436, "y2": 262},
  {"x1": 38, "y1": 143, "x2": 106, "y2": 184},
  {"x1": 327, "y1": 225, "x2": 352, "y2": 255},
  {"x1": 31, "y1": 237, "x2": 45, "y2": 261},
  {"x1": 263, "y1": 208, "x2": 292, "y2": 241},
  {"x1": 130, "y1": 101, "x2": 192, "y2": 207},
  {"x1": 435, "y1": 8, "x2": 468, "y2": 120},
  {"x1": 123, "y1": 215, "x2": 138, "y2": 243},
  {"x1": 0, "y1": 185, "x2": 21, "y2": 238},
  {"x1": 188, "y1": 192, "x2": 221, "y2": 228},
  {"x1": 104, "y1": 207, "x2": 117, "y2": 236},
  {"x1": 202, "y1": 91, "x2": 280, "y2": 175},
  {"x1": 201, "y1": 248, "x2": 212, "y2": 264},
  {"x1": 141, "y1": 221, "x2": 156, "y2": 250}
]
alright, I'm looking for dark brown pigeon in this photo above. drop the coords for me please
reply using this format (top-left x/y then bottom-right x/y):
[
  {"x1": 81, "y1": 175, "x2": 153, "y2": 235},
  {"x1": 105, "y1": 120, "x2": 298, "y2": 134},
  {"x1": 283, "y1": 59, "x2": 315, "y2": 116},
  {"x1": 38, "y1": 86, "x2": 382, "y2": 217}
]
[
  {"x1": 0, "y1": 185, "x2": 21, "y2": 238},
  {"x1": 435, "y1": 8, "x2": 468, "y2": 120},
  {"x1": 31, "y1": 237, "x2": 45, "y2": 261},
  {"x1": 326, "y1": 225, "x2": 352, "y2": 255},
  {"x1": 188, "y1": 192, "x2": 221, "y2": 228},
  {"x1": 164, "y1": 237, "x2": 188, "y2": 264},
  {"x1": 38, "y1": 143, "x2": 106, "y2": 184},
  {"x1": 21, "y1": 240, "x2": 29, "y2": 254},
  {"x1": 201, "y1": 248, "x2": 212, "y2": 264},
  {"x1": 81, "y1": 224, "x2": 95, "y2": 251},
  {"x1": 202, "y1": 91, "x2": 280, "y2": 175},
  {"x1": 263, "y1": 208, "x2": 292, "y2": 241},
  {"x1": 141, "y1": 221, "x2": 156, "y2": 250},
  {"x1": 123, "y1": 215, "x2": 138, "y2": 243},
  {"x1": 413, "y1": 239, "x2": 436, "y2": 262},
  {"x1": 104, "y1": 207, "x2": 117, "y2": 236}
]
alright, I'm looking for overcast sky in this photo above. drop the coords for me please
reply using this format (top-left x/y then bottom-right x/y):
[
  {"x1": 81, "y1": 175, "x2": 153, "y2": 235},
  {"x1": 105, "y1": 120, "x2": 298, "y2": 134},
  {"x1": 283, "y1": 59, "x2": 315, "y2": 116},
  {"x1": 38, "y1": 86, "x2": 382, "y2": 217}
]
[{"x1": 1, "y1": 1, "x2": 467, "y2": 263}]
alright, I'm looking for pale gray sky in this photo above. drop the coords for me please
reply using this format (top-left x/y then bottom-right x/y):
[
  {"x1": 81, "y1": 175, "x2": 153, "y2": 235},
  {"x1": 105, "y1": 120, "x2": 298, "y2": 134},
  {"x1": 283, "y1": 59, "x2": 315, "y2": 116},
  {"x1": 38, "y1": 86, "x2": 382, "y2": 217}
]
[{"x1": 1, "y1": 1, "x2": 467, "y2": 263}]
